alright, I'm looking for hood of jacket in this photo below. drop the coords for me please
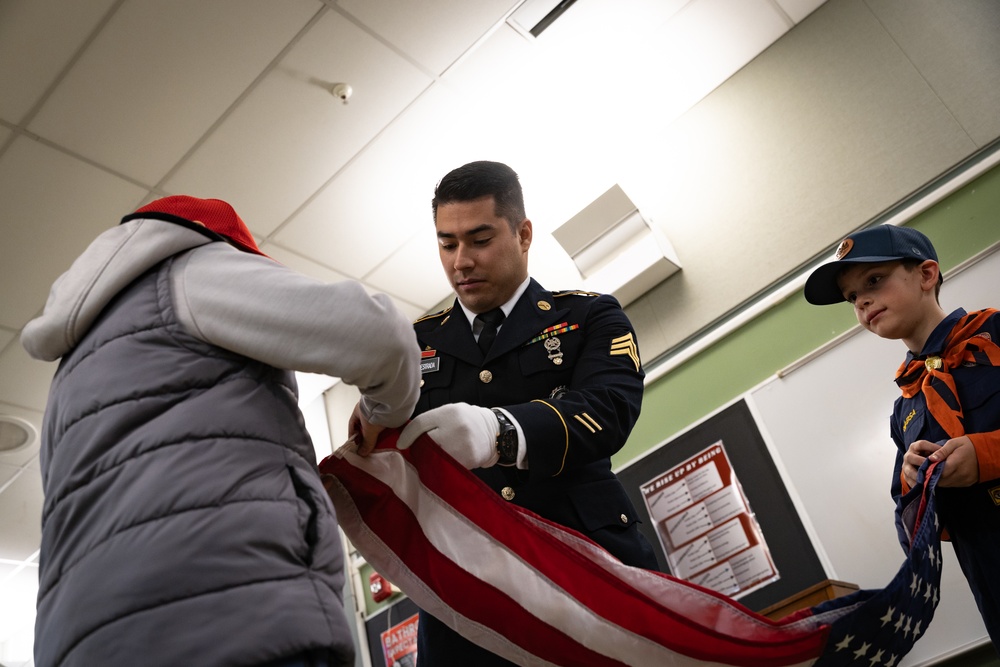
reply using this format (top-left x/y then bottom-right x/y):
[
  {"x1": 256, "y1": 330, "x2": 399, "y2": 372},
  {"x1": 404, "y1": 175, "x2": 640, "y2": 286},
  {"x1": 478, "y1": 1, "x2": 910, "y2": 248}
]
[{"x1": 22, "y1": 218, "x2": 213, "y2": 362}]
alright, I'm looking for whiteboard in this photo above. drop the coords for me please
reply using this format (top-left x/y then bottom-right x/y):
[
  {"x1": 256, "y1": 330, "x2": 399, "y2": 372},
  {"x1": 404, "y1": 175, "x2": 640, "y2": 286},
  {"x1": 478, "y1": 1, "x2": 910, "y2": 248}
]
[{"x1": 748, "y1": 243, "x2": 1000, "y2": 666}]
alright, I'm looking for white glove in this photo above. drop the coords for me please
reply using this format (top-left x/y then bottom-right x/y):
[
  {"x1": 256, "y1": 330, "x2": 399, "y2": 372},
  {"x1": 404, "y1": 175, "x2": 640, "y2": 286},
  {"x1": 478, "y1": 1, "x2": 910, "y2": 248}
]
[{"x1": 397, "y1": 403, "x2": 499, "y2": 469}]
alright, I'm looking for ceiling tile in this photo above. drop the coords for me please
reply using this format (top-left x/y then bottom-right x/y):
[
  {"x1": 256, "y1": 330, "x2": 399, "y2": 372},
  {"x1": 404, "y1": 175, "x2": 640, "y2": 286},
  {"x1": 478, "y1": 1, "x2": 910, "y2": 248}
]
[
  {"x1": 436, "y1": 0, "x2": 702, "y2": 139},
  {"x1": 269, "y1": 175, "x2": 405, "y2": 281},
  {"x1": 404, "y1": 27, "x2": 610, "y2": 227},
  {"x1": 363, "y1": 226, "x2": 452, "y2": 311},
  {"x1": 0, "y1": 0, "x2": 118, "y2": 122},
  {"x1": 774, "y1": 0, "x2": 829, "y2": 23},
  {"x1": 0, "y1": 463, "x2": 18, "y2": 489},
  {"x1": 412, "y1": 28, "x2": 630, "y2": 236},
  {"x1": 259, "y1": 242, "x2": 424, "y2": 319},
  {"x1": 666, "y1": 0, "x2": 792, "y2": 72},
  {"x1": 0, "y1": 341, "x2": 56, "y2": 414},
  {"x1": 27, "y1": 0, "x2": 320, "y2": 185},
  {"x1": 633, "y1": 0, "x2": 792, "y2": 126},
  {"x1": 272, "y1": 82, "x2": 469, "y2": 281},
  {"x1": 0, "y1": 466, "x2": 43, "y2": 561},
  {"x1": 387, "y1": 297, "x2": 427, "y2": 322},
  {"x1": 0, "y1": 137, "x2": 149, "y2": 330},
  {"x1": 336, "y1": 0, "x2": 517, "y2": 75},
  {"x1": 429, "y1": 2, "x2": 788, "y2": 232},
  {"x1": 261, "y1": 244, "x2": 353, "y2": 285},
  {"x1": 434, "y1": 15, "x2": 533, "y2": 95},
  {"x1": 866, "y1": 0, "x2": 1000, "y2": 146},
  {"x1": 164, "y1": 9, "x2": 433, "y2": 237}
]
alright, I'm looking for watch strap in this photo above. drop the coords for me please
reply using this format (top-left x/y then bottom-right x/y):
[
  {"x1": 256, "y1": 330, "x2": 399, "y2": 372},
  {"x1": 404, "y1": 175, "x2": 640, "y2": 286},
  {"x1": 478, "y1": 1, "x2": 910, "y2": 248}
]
[{"x1": 491, "y1": 408, "x2": 518, "y2": 467}]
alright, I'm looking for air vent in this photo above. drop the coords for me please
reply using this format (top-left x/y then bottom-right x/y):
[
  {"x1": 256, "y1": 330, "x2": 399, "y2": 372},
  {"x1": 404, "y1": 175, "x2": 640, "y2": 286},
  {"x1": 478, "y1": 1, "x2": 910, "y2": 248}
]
[
  {"x1": 0, "y1": 415, "x2": 37, "y2": 453},
  {"x1": 507, "y1": 0, "x2": 578, "y2": 39}
]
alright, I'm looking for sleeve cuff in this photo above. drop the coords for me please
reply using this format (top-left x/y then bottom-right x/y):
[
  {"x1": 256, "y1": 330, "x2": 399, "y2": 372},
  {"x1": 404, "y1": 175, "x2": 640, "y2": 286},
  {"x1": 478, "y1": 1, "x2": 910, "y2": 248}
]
[{"x1": 968, "y1": 430, "x2": 1000, "y2": 483}]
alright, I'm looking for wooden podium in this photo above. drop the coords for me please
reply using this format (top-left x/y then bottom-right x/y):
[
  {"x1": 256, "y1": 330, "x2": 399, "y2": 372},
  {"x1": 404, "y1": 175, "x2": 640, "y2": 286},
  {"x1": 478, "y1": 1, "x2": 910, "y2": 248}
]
[{"x1": 758, "y1": 579, "x2": 860, "y2": 620}]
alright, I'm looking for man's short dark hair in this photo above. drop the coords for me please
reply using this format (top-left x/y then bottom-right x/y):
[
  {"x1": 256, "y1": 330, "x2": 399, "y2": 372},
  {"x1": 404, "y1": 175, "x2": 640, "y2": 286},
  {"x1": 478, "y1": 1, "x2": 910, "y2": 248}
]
[{"x1": 432, "y1": 161, "x2": 526, "y2": 230}]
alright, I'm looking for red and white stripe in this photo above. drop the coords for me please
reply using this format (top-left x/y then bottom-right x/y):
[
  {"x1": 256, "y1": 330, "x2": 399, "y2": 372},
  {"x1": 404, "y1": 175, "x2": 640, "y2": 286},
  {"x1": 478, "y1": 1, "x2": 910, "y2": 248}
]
[{"x1": 321, "y1": 431, "x2": 837, "y2": 667}]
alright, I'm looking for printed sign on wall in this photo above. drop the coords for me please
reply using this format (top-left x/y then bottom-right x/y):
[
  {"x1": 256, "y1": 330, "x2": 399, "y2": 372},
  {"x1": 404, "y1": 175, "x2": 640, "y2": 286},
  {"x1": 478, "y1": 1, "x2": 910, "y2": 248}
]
[
  {"x1": 640, "y1": 440, "x2": 778, "y2": 598},
  {"x1": 380, "y1": 613, "x2": 419, "y2": 667}
]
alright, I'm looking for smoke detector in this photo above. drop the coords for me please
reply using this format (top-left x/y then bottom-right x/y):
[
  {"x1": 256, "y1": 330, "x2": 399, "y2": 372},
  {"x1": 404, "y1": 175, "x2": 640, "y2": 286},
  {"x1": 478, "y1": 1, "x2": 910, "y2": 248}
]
[
  {"x1": 330, "y1": 83, "x2": 353, "y2": 105},
  {"x1": 0, "y1": 415, "x2": 38, "y2": 454}
]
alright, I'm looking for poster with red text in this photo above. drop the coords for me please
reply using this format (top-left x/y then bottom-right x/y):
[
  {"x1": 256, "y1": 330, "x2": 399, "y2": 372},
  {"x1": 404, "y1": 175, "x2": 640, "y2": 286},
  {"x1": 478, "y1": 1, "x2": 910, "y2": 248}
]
[
  {"x1": 640, "y1": 440, "x2": 778, "y2": 599},
  {"x1": 380, "y1": 613, "x2": 419, "y2": 667}
]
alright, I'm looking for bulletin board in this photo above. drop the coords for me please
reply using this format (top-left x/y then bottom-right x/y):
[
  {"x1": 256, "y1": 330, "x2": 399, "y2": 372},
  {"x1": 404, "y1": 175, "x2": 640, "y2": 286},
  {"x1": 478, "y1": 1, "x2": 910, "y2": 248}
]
[{"x1": 617, "y1": 398, "x2": 826, "y2": 613}]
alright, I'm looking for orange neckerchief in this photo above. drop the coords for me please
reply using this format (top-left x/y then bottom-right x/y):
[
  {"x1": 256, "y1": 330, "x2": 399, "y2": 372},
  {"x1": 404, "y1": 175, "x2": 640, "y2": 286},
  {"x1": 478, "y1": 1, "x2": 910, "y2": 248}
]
[{"x1": 895, "y1": 309, "x2": 1000, "y2": 438}]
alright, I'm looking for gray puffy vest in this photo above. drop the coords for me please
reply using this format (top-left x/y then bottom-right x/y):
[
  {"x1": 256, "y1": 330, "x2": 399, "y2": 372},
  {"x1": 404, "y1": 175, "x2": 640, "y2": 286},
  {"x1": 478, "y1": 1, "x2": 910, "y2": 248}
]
[{"x1": 35, "y1": 257, "x2": 354, "y2": 666}]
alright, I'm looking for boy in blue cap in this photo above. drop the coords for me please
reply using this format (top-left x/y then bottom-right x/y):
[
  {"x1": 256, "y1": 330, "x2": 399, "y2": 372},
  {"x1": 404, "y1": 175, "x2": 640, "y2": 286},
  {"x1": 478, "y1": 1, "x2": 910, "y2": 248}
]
[{"x1": 804, "y1": 224, "x2": 1000, "y2": 650}]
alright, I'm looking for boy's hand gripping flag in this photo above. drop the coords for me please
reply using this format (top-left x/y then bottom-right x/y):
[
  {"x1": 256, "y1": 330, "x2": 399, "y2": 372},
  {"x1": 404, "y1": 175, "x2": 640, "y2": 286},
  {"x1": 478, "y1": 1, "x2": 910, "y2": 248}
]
[{"x1": 320, "y1": 430, "x2": 944, "y2": 667}]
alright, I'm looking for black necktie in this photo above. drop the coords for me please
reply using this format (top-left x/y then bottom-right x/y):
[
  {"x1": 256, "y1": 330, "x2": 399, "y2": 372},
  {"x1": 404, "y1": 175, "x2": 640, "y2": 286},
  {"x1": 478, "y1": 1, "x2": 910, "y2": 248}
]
[{"x1": 476, "y1": 308, "x2": 505, "y2": 355}]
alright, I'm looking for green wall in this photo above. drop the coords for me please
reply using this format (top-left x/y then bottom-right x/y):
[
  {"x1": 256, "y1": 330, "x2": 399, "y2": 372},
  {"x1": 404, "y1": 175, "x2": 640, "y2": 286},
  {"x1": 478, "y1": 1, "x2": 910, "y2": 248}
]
[{"x1": 616, "y1": 160, "x2": 1000, "y2": 468}]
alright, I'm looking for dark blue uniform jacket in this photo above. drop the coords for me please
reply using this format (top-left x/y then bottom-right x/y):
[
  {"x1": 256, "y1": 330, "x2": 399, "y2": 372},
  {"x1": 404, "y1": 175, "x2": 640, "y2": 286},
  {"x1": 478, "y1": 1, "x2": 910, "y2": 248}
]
[
  {"x1": 412, "y1": 279, "x2": 658, "y2": 665},
  {"x1": 890, "y1": 307, "x2": 1000, "y2": 646}
]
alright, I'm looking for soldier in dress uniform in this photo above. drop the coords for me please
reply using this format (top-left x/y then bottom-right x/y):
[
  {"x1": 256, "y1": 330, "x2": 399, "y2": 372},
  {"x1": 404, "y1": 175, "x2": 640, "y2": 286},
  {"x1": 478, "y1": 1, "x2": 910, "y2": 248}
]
[{"x1": 397, "y1": 160, "x2": 659, "y2": 666}]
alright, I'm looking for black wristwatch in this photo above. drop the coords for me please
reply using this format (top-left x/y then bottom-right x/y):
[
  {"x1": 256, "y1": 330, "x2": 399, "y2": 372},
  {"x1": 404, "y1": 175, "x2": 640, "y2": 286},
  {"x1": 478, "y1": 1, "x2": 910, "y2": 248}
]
[{"x1": 491, "y1": 408, "x2": 518, "y2": 467}]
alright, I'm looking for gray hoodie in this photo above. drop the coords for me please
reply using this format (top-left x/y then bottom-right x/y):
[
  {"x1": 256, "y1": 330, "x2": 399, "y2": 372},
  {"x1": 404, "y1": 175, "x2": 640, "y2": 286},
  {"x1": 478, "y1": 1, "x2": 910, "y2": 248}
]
[
  {"x1": 23, "y1": 217, "x2": 420, "y2": 427},
  {"x1": 22, "y1": 217, "x2": 420, "y2": 666}
]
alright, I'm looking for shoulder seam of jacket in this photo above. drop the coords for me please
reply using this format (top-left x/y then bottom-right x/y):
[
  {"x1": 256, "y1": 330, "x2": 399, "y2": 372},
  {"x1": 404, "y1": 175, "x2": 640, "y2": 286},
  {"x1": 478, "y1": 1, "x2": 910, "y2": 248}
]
[
  {"x1": 552, "y1": 290, "x2": 600, "y2": 298},
  {"x1": 413, "y1": 306, "x2": 453, "y2": 324}
]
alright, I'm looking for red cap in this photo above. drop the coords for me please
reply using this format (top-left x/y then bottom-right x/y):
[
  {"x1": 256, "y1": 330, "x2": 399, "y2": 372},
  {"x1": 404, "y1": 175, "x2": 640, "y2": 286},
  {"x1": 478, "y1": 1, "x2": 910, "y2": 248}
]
[{"x1": 131, "y1": 195, "x2": 265, "y2": 256}]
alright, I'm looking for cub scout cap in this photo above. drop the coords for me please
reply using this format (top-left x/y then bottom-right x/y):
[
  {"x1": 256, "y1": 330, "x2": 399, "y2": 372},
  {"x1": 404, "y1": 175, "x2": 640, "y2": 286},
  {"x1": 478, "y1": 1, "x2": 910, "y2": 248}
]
[
  {"x1": 123, "y1": 195, "x2": 266, "y2": 257},
  {"x1": 804, "y1": 225, "x2": 937, "y2": 305}
]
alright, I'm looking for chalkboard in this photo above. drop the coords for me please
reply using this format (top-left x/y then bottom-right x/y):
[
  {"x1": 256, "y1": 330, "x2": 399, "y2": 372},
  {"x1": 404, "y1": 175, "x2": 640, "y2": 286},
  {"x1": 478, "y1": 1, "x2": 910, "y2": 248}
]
[{"x1": 747, "y1": 242, "x2": 1000, "y2": 665}]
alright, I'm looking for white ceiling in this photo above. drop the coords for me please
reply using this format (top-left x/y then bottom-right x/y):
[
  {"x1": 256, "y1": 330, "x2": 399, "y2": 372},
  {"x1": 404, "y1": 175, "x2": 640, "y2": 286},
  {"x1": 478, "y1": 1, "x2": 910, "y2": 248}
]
[{"x1": 0, "y1": 0, "x2": 827, "y2": 663}]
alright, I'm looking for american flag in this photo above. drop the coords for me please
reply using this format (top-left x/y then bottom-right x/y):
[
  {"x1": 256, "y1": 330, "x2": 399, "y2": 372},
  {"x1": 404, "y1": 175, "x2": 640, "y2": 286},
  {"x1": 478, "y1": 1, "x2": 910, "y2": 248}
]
[{"x1": 320, "y1": 431, "x2": 943, "y2": 667}]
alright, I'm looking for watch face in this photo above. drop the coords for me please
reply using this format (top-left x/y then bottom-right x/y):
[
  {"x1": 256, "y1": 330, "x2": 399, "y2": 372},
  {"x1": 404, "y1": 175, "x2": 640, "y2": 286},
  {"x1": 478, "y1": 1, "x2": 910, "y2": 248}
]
[
  {"x1": 497, "y1": 431, "x2": 517, "y2": 464},
  {"x1": 492, "y1": 409, "x2": 518, "y2": 465}
]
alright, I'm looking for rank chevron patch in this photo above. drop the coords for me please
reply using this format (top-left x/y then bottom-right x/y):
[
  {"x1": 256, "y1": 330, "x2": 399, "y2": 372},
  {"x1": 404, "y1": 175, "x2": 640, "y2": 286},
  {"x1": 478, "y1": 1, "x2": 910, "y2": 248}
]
[{"x1": 610, "y1": 332, "x2": 640, "y2": 371}]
